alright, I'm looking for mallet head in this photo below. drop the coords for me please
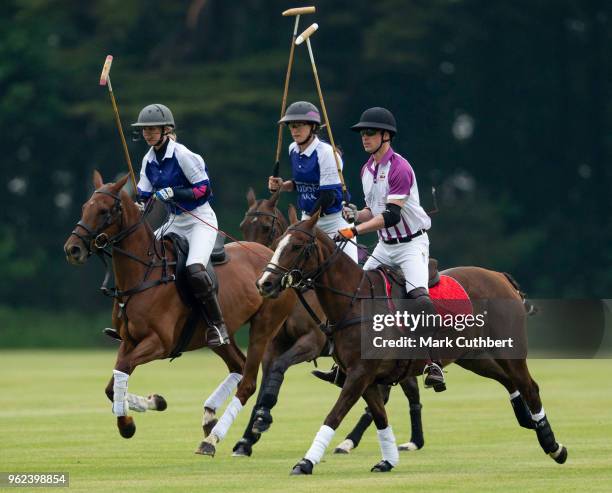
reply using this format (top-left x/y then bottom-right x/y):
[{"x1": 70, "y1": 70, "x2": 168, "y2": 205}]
[
  {"x1": 282, "y1": 6, "x2": 316, "y2": 16},
  {"x1": 99, "y1": 55, "x2": 113, "y2": 86},
  {"x1": 295, "y1": 23, "x2": 318, "y2": 45}
]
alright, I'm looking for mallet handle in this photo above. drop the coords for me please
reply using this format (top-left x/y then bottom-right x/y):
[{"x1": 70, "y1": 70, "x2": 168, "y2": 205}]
[
  {"x1": 295, "y1": 23, "x2": 318, "y2": 45},
  {"x1": 282, "y1": 6, "x2": 315, "y2": 16},
  {"x1": 305, "y1": 38, "x2": 348, "y2": 197}
]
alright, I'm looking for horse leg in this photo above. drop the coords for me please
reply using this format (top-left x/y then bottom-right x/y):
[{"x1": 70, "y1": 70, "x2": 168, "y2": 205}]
[
  {"x1": 251, "y1": 328, "x2": 324, "y2": 434},
  {"x1": 361, "y1": 384, "x2": 399, "y2": 472},
  {"x1": 495, "y1": 358, "x2": 568, "y2": 464},
  {"x1": 333, "y1": 384, "x2": 391, "y2": 454},
  {"x1": 108, "y1": 335, "x2": 166, "y2": 439},
  {"x1": 455, "y1": 358, "x2": 536, "y2": 429},
  {"x1": 395, "y1": 376, "x2": 425, "y2": 451},
  {"x1": 231, "y1": 334, "x2": 285, "y2": 457},
  {"x1": 291, "y1": 364, "x2": 376, "y2": 475},
  {"x1": 198, "y1": 308, "x2": 286, "y2": 457},
  {"x1": 199, "y1": 340, "x2": 245, "y2": 440}
]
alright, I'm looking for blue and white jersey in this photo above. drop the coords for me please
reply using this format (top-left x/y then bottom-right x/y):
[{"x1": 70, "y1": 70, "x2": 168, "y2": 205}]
[
  {"x1": 289, "y1": 137, "x2": 345, "y2": 215},
  {"x1": 136, "y1": 139, "x2": 212, "y2": 214}
]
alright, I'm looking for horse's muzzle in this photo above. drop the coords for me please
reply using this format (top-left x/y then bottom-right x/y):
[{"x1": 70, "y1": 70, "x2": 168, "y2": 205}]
[
  {"x1": 256, "y1": 278, "x2": 280, "y2": 299},
  {"x1": 64, "y1": 242, "x2": 87, "y2": 265}
]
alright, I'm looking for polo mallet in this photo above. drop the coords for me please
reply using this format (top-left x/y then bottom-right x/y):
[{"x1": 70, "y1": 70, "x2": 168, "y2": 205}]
[
  {"x1": 272, "y1": 6, "x2": 316, "y2": 178},
  {"x1": 99, "y1": 55, "x2": 138, "y2": 193},
  {"x1": 296, "y1": 24, "x2": 351, "y2": 213}
]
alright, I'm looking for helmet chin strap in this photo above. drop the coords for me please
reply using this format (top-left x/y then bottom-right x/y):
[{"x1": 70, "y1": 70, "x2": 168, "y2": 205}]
[
  {"x1": 153, "y1": 128, "x2": 171, "y2": 148},
  {"x1": 371, "y1": 131, "x2": 391, "y2": 156},
  {"x1": 297, "y1": 124, "x2": 317, "y2": 147}
]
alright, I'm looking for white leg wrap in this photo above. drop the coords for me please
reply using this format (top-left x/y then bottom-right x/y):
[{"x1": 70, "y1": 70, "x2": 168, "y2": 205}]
[
  {"x1": 377, "y1": 426, "x2": 399, "y2": 466},
  {"x1": 304, "y1": 425, "x2": 335, "y2": 465},
  {"x1": 531, "y1": 406, "x2": 545, "y2": 422},
  {"x1": 112, "y1": 370, "x2": 129, "y2": 417},
  {"x1": 204, "y1": 373, "x2": 242, "y2": 411},
  {"x1": 210, "y1": 396, "x2": 243, "y2": 441},
  {"x1": 509, "y1": 390, "x2": 521, "y2": 400}
]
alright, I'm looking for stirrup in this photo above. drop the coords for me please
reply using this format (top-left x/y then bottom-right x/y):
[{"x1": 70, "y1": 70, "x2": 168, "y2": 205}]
[
  {"x1": 205, "y1": 325, "x2": 229, "y2": 347},
  {"x1": 423, "y1": 362, "x2": 446, "y2": 391}
]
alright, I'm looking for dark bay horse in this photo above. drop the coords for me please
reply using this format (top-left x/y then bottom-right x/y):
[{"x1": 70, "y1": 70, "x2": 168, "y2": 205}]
[
  {"x1": 257, "y1": 211, "x2": 568, "y2": 474},
  {"x1": 63, "y1": 171, "x2": 295, "y2": 456},
  {"x1": 232, "y1": 188, "x2": 425, "y2": 457}
]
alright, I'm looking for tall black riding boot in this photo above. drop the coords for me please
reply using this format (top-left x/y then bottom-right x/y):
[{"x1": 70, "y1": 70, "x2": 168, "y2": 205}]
[
  {"x1": 187, "y1": 264, "x2": 230, "y2": 347},
  {"x1": 407, "y1": 287, "x2": 446, "y2": 392}
]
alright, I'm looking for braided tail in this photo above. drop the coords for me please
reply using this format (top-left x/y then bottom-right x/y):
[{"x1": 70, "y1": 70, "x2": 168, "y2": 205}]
[{"x1": 502, "y1": 272, "x2": 538, "y2": 316}]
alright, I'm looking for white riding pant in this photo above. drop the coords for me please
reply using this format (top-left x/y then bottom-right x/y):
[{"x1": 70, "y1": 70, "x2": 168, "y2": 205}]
[
  {"x1": 155, "y1": 202, "x2": 218, "y2": 267},
  {"x1": 301, "y1": 211, "x2": 359, "y2": 263},
  {"x1": 363, "y1": 233, "x2": 430, "y2": 292}
]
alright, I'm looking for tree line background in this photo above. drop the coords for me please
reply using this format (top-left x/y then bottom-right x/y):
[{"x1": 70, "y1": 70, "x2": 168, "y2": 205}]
[{"x1": 2, "y1": 0, "x2": 611, "y2": 325}]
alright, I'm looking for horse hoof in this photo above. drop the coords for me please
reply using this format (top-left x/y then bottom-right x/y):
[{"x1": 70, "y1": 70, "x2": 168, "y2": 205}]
[
  {"x1": 117, "y1": 416, "x2": 136, "y2": 439},
  {"x1": 290, "y1": 458, "x2": 313, "y2": 475},
  {"x1": 334, "y1": 439, "x2": 355, "y2": 454},
  {"x1": 398, "y1": 441, "x2": 420, "y2": 451},
  {"x1": 252, "y1": 408, "x2": 273, "y2": 434},
  {"x1": 551, "y1": 445, "x2": 568, "y2": 464},
  {"x1": 195, "y1": 441, "x2": 216, "y2": 457},
  {"x1": 371, "y1": 460, "x2": 394, "y2": 472},
  {"x1": 232, "y1": 439, "x2": 253, "y2": 457},
  {"x1": 151, "y1": 394, "x2": 167, "y2": 411},
  {"x1": 203, "y1": 419, "x2": 218, "y2": 437}
]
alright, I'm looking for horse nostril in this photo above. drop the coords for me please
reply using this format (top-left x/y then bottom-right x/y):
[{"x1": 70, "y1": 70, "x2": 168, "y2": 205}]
[{"x1": 69, "y1": 245, "x2": 82, "y2": 257}]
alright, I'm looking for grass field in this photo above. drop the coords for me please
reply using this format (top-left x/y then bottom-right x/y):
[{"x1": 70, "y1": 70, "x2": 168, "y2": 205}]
[{"x1": 1, "y1": 351, "x2": 611, "y2": 492}]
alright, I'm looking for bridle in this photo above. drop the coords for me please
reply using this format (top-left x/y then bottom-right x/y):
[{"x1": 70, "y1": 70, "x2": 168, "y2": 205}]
[
  {"x1": 70, "y1": 189, "x2": 172, "y2": 299},
  {"x1": 242, "y1": 206, "x2": 282, "y2": 246}
]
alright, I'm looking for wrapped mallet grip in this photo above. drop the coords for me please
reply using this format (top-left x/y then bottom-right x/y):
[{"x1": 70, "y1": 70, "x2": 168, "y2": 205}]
[{"x1": 99, "y1": 55, "x2": 113, "y2": 86}]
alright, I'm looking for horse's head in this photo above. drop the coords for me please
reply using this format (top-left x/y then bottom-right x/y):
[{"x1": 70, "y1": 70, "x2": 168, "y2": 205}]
[
  {"x1": 256, "y1": 209, "x2": 323, "y2": 298},
  {"x1": 239, "y1": 188, "x2": 287, "y2": 247},
  {"x1": 64, "y1": 170, "x2": 129, "y2": 265}
]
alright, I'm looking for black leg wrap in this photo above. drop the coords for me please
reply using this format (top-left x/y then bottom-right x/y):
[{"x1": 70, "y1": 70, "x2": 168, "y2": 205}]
[
  {"x1": 511, "y1": 395, "x2": 535, "y2": 429},
  {"x1": 345, "y1": 409, "x2": 374, "y2": 447},
  {"x1": 259, "y1": 372, "x2": 285, "y2": 410},
  {"x1": 232, "y1": 437, "x2": 255, "y2": 457},
  {"x1": 252, "y1": 406, "x2": 273, "y2": 434},
  {"x1": 535, "y1": 416, "x2": 558, "y2": 454},
  {"x1": 409, "y1": 403, "x2": 425, "y2": 448}
]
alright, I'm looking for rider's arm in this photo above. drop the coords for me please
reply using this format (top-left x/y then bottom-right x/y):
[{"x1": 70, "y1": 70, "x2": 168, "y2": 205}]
[
  {"x1": 311, "y1": 189, "x2": 336, "y2": 214},
  {"x1": 355, "y1": 206, "x2": 373, "y2": 223},
  {"x1": 354, "y1": 199, "x2": 404, "y2": 235},
  {"x1": 173, "y1": 148, "x2": 211, "y2": 202}
]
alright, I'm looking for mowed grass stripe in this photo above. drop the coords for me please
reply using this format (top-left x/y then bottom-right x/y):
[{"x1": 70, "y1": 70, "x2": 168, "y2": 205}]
[{"x1": 0, "y1": 351, "x2": 610, "y2": 492}]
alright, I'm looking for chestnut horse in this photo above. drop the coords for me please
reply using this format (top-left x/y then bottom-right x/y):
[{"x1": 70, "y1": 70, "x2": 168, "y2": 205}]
[
  {"x1": 63, "y1": 171, "x2": 295, "y2": 456},
  {"x1": 232, "y1": 188, "x2": 425, "y2": 457},
  {"x1": 257, "y1": 211, "x2": 567, "y2": 474}
]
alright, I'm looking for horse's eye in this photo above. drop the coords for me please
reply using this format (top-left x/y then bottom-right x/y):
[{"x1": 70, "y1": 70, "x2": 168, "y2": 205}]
[
  {"x1": 291, "y1": 244, "x2": 302, "y2": 251},
  {"x1": 261, "y1": 224, "x2": 271, "y2": 231},
  {"x1": 99, "y1": 208, "x2": 109, "y2": 215}
]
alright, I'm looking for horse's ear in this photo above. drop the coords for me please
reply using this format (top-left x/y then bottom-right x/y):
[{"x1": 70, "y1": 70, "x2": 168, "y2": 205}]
[
  {"x1": 268, "y1": 188, "x2": 281, "y2": 208},
  {"x1": 306, "y1": 208, "x2": 321, "y2": 228},
  {"x1": 246, "y1": 187, "x2": 256, "y2": 207},
  {"x1": 113, "y1": 174, "x2": 129, "y2": 192},
  {"x1": 93, "y1": 170, "x2": 104, "y2": 189},
  {"x1": 288, "y1": 204, "x2": 299, "y2": 225}
]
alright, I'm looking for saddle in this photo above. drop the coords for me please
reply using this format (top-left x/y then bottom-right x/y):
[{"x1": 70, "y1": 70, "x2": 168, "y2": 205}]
[
  {"x1": 165, "y1": 232, "x2": 228, "y2": 308},
  {"x1": 375, "y1": 258, "x2": 440, "y2": 298}
]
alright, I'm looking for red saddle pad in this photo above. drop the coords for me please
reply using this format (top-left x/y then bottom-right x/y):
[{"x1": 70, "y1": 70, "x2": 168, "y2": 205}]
[{"x1": 429, "y1": 275, "x2": 473, "y2": 317}]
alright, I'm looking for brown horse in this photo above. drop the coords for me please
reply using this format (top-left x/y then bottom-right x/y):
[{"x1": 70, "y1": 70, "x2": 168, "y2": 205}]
[
  {"x1": 63, "y1": 171, "x2": 295, "y2": 456},
  {"x1": 257, "y1": 211, "x2": 567, "y2": 474},
  {"x1": 232, "y1": 188, "x2": 425, "y2": 457}
]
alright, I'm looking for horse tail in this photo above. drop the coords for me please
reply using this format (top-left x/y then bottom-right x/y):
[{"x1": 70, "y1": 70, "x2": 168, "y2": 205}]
[{"x1": 502, "y1": 272, "x2": 538, "y2": 316}]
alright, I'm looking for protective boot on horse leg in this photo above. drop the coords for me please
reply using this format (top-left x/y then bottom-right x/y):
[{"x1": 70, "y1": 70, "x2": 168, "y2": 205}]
[
  {"x1": 407, "y1": 287, "x2": 445, "y2": 391},
  {"x1": 187, "y1": 264, "x2": 229, "y2": 347}
]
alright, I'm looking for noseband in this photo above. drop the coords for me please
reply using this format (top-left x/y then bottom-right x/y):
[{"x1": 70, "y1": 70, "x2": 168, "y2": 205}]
[{"x1": 71, "y1": 190, "x2": 124, "y2": 256}]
